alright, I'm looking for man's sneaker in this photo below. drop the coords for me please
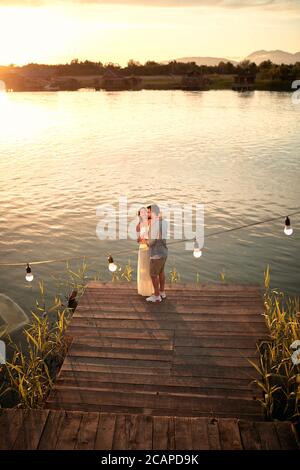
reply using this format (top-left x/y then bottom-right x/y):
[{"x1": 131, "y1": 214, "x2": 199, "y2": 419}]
[
  {"x1": 159, "y1": 291, "x2": 167, "y2": 299},
  {"x1": 146, "y1": 295, "x2": 162, "y2": 303}
]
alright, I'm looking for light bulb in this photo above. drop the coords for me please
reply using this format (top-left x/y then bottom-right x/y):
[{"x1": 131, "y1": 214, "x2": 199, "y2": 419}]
[
  {"x1": 25, "y1": 264, "x2": 34, "y2": 282},
  {"x1": 108, "y1": 255, "x2": 117, "y2": 272},
  {"x1": 284, "y1": 216, "x2": 293, "y2": 236},
  {"x1": 193, "y1": 240, "x2": 202, "y2": 258}
]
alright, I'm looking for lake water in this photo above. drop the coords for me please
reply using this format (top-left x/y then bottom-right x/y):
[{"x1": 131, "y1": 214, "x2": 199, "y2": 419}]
[{"x1": 0, "y1": 89, "x2": 299, "y2": 335}]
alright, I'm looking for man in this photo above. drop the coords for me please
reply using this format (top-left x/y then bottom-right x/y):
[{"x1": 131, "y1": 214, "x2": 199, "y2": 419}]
[{"x1": 146, "y1": 204, "x2": 168, "y2": 303}]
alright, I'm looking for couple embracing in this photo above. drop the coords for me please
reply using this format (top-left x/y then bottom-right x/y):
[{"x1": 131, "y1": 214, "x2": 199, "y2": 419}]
[{"x1": 136, "y1": 204, "x2": 168, "y2": 303}]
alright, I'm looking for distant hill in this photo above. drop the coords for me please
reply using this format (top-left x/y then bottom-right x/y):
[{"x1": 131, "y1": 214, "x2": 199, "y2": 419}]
[
  {"x1": 246, "y1": 50, "x2": 300, "y2": 65},
  {"x1": 170, "y1": 56, "x2": 238, "y2": 66},
  {"x1": 169, "y1": 50, "x2": 300, "y2": 66}
]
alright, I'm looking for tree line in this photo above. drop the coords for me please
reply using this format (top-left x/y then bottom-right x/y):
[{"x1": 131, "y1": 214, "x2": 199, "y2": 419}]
[{"x1": 1, "y1": 58, "x2": 300, "y2": 82}]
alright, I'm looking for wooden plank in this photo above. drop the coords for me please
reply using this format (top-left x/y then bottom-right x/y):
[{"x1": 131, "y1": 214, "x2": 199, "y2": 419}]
[
  {"x1": 69, "y1": 344, "x2": 173, "y2": 362},
  {"x1": 172, "y1": 364, "x2": 257, "y2": 380},
  {"x1": 73, "y1": 337, "x2": 174, "y2": 350},
  {"x1": 0, "y1": 409, "x2": 25, "y2": 450},
  {"x1": 173, "y1": 355, "x2": 255, "y2": 367},
  {"x1": 174, "y1": 347, "x2": 257, "y2": 358},
  {"x1": 86, "y1": 282, "x2": 261, "y2": 291},
  {"x1": 85, "y1": 291, "x2": 261, "y2": 298},
  {"x1": 153, "y1": 416, "x2": 175, "y2": 450},
  {"x1": 69, "y1": 318, "x2": 267, "y2": 333},
  {"x1": 61, "y1": 358, "x2": 172, "y2": 376},
  {"x1": 85, "y1": 283, "x2": 261, "y2": 291},
  {"x1": 207, "y1": 418, "x2": 221, "y2": 450},
  {"x1": 274, "y1": 422, "x2": 299, "y2": 449},
  {"x1": 58, "y1": 368, "x2": 254, "y2": 390},
  {"x1": 175, "y1": 331, "x2": 266, "y2": 338},
  {"x1": 112, "y1": 414, "x2": 127, "y2": 450},
  {"x1": 84, "y1": 287, "x2": 262, "y2": 296},
  {"x1": 68, "y1": 326, "x2": 264, "y2": 338},
  {"x1": 76, "y1": 305, "x2": 263, "y2": 315},
  {"x1": 76, "y1": 301, "x2": 263, "y2": 311},
  {"x1": 55, "y1": 379, "x2": 254, "y2": 399},
  {"x1": 175, "y1": 335, "x2": 261, "y2": 349},
  {"x1": 47, "y1": 402, "x2": 262, "y2": 420},
  {"x1": 218, "y1": 419, "x2": 243, "y2": 450},
  {"x1": 190, "y1": 418, "x2": 210, "y2": 450},
  {"x1": 13, "y1": 410, "x2": 49, "y2": 450},
  {"x1": 238, "y1": 420, "x2": 261, "y2": 450},
  {"x1": 77, "y1": 299, "x2": 263, "y2": 307},
  {"x1": 79, "y1": 303, "x2": 262, "y2": 310},
  {"x1": 63, "y1": 356, "x2": 171, "y2": 370},
  {"x1": 255, "y1": 422, "x2": 281, "y2": 450},
  {"x1": 38, "y1": 410, "x2": 66, "y2": 449},
  {"x1": 80, "y1": 290, "x2": 262, "y2": 298},
  {"x1": 94, "y1": 413, "x2": 116, "y2": 450},
  {"x1": 124, "y1": 414, "x2": 153, "y2": 450},
  {"x1": 67, "y1": 328, "x2": 174, "y2": 340},
  {"x1": 55, "y1": 411, "x2": 83, "y2": 450},
  {"x1": 75, "y1": 412, "x2": 99, "y2": 450},
  {"x1": 47, "y1": 388, "x2": 261, "y2": 415},
  {"x1": 80, "y1": 288, "x2": 262, "y2": 296},
  {"x1": 175, "y1": 418, "x2": 193, "y2": 450},
  {"x1": 74, "y1": 312, "x2": 264, "y2": 323}
]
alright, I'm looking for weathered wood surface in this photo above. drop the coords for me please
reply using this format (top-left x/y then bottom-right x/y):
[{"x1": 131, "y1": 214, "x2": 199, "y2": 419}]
[
  {"x1": 0, "y1": 409, "x2": 298, "y2": 450},
  {"x1": 47, "y1": 282, "x2": 269, "y2": 419}
]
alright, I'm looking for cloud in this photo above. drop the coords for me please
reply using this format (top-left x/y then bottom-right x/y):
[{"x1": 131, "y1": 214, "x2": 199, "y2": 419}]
[{"x1": 0, "y1": 0, "x2": 299, "y2": 8}]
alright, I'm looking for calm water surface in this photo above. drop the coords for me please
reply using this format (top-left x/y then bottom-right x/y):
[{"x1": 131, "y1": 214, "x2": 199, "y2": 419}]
[{"x1": 0, "y1": 90, "x2": 299, "y2": 335}]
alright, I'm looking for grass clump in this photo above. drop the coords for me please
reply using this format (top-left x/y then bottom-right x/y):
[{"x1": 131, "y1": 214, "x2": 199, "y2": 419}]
[{"x1": 250, "y1": 266, "x2": 300, "y2": 421}]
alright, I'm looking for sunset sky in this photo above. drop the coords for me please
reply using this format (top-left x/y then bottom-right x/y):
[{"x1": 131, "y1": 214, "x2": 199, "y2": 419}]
[{"x1": 0, "y1": 1, "x2": 299, "y2": 65}]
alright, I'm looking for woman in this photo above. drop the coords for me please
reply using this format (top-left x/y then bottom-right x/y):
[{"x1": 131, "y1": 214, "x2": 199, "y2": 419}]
[{"x1": 136, "y1": 207, "x2": 153, "y2": 296}]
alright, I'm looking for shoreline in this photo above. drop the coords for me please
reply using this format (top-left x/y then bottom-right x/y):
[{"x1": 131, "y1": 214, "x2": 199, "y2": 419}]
[{"x1": 2, "y1": 74, "x2": 296, "y2": 93}]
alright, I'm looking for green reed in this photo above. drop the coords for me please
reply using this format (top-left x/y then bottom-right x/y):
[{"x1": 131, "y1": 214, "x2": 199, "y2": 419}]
[
  {"x1": 169, "y1": 266, "x2": 180, "y2": 283},
  {"x1": 250, "y1": 265, "x2": 300, "y2": 421},
  {"x1": 0, "y1": 261, "x2": 90, "y2": 409}
]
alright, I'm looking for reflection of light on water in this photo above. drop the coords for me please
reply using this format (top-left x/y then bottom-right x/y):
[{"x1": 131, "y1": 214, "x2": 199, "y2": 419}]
[
  {"x1": 0, "y1": 90, "x2": 55, "y2": 140},
  {"x1": 0, "y1": 294, "x2": 28, "y2": 335}
]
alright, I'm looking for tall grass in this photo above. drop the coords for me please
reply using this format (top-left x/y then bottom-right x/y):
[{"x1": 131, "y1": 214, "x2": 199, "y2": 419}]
[
  {"x1": 250, "y1": 266, "x2": 300, "y2": 421},
  {"x1": 169, "y1": 266, "x2": 180, "y2": 283},
  {"x1": 2, "y1": 283, "x2": 72, "y2": 408}
]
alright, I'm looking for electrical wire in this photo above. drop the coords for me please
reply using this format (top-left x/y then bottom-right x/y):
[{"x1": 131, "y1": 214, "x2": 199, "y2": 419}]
[{"x1": 0, "y1": 208, "x2": 299, "y2": 268}]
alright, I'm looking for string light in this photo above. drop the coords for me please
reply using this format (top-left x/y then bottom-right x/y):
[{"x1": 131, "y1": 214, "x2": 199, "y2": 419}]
[
  {"x1": 284, "y1": 216, "x2": 293, "y2": 236},
  {"x1": 0, "y1": 208, "x2": 298, "y2": 271},
  {"x1": 193, "y1": 239, "x2": 202, "y2": 258},
  {"x1": 107, "y1": 255, "x2": 117, "y2": 272},
  {"x1": 25, "y1": 263, "x2": 34, "y2": 282}
]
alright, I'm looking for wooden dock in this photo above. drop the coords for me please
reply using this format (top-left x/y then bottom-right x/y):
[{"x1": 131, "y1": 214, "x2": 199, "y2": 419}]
[
  {"x1": 0, "y1": 409, "x2": 299, "y2": 450},
  {"x1": 1, "y1": 282, "x2": 299, "y2": 451},
  {"x1": 47, "y1": 282, "x2": 268, "y2": 420}
]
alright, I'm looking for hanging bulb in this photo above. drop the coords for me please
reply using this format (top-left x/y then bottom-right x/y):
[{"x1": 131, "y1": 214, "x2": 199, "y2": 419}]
[
  {"x1": 193, "y1": 239, "x2": 202, "y2": 258},
  {"x1": 108, "y1": 255, "x2": 117, "y2": 272},
  {"x1": 25, "y1": 263, "x2": 34, "y2": 282},
  {"x1": 284, "y1": 216, "x2": 293, "y2": 236}
]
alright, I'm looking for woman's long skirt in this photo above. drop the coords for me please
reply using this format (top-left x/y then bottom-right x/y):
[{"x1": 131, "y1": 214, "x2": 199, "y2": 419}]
[{"x1": 137, "y1": 244, "x2": 153, "y2": 296}]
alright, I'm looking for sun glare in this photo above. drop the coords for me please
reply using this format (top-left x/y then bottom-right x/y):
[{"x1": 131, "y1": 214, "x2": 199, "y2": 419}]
[
  {"x1": 0, "y1": 93, "x2": 55, "y2": 142},
  {"x1": 0, "y1": 6, "x2": 74, "y2": 65}
]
